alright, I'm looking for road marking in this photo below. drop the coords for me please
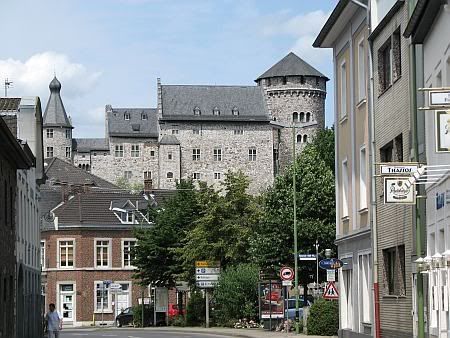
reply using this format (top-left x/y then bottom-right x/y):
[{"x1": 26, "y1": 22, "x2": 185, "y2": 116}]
[{"x1": 102, "y1": 335, "x2": 118, "y2": 337}]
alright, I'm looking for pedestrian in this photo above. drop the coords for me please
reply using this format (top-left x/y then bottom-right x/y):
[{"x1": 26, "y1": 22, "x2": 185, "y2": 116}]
[{"x1": 45, "y1": 303, "x2": 62, "y2": 338}]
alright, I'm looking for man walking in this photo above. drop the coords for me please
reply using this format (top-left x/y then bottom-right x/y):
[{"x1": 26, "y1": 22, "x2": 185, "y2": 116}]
[{"x1": 45, "y1": 303, "x2": 62, "y2": 338}]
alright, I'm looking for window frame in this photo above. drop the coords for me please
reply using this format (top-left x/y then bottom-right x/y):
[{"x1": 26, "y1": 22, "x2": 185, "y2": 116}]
[
  {"x1": 94, "y1": 238, "x2": 112, "y2": 269},
  {"x1": 46, "y1": 147, "x2": 54, "y2": 158},
  {"x1": 40, "y1": 240, "x2": 46, "y2": 269},
  {"x1": 213, "y1": 148, "x2": 222, "y2": 161},
  {"x1": 340, "y1": 60, "x2": 347, "y2": 119},
  {"x1": 65, "y1": 147, "x2": 71, "y2": 158},
  {"x1": 94, "y1": 281, "x2": 112, "y2": 313},
  {"x1": 131, "y1": 144, "x2": 140, "y2": 158},
  {"x1": 122, "y1": 239, "x2": 137, "y2": 269},
  {"x1": 124, "y1": 113, "x2": 130, "y2": 120},
  {"x1": 192, "y1": 172, "x2": 201, "y2": 180},
  {"x1": 46, "y1": 129, "x2": 54, "y2": 138},
  {"x1": 357, "y1": 37, "x2": 366, "y2": 102},
  {"x1": 248, "y1": 148, "x2": 257, "y2": 161},
  {"x1": 58, "y1": 239, "x2": 75, "y2": 269},
  {"x1": 359, "y1": 146, "x2": 367, "y2": 210},
  {"x1": 341, "y1": 159, "x2": 349, "y2": 218},
  {"x1": 114, "y1": 145, "x2": 124, "y2": 158},
  {"x1": 214, "y1": 172, "x2": 221, "y2": 180},
  {"x1": 192, "y1": 148, "x2": 201, "y2": 161}
]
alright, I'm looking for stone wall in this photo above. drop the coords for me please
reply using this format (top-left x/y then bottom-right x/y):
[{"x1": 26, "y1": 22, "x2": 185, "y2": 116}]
[{"x1": 43, "y1": 127, "x2": 72, "y2": 162}]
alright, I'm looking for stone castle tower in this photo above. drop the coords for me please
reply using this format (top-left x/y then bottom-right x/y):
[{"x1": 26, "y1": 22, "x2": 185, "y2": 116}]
[
  {"x1": 42, "y1": 77, "x2": 73, "y2": 162},
  {"x1": 256, "y1": 52, "x2": 328, "y2": 171}
]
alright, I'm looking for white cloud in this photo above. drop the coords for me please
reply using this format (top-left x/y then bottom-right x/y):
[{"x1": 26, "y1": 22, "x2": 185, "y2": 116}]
[
  {"x1": 261, "y1": 10, "x2": 332, "y2": 66},
  {"x1": 0, "y1": 51, "x2": 101, "y2": 99}
]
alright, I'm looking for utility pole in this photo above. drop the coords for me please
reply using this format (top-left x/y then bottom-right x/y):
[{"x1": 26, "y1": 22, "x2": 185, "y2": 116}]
[
  {"x1": 4, "y1": 78, "x2": 12, "y2": 97},
  {"x1": 314, "y1": 240, "x2": 319, "y2": 289},
  {"x1": 292, "y1": 124, "x2": 299, "y2": 334}
]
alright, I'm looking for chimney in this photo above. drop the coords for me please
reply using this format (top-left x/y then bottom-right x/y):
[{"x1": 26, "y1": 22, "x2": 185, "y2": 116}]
[{"x1": 144, "y1": 178, "x2": 153, "y2": 193}]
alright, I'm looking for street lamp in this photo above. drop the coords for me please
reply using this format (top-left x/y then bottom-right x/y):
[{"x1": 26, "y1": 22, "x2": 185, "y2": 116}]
[{"x1": 292, "y1": 124, "x2": 300, "y2": 334}]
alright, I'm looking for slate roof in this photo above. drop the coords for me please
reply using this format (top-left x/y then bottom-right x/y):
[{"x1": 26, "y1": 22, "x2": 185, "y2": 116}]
[
  {"x1": 0, "y1": 97, "x2": 21, "y2": 111},
  {"x1": 256, "y1": 52, "x2": 328, "y2": 81},
  {"x1": 43, "y1": 77, "x2": 72, "y2": 128},
  {"x1": 160, "y1": 135, "x2": 180, "y2": 145},
  {"x1": 107, "y1": 107, "x2": 158, "y2": 138},
  {"x1": 43, "y1": 157, "x2": 117, "y2": 189},
  {"x1": 160, "y1": 85, "x2": 270, "y2": 121},
  {"x1": 73, "y1": 138, "x2": 109, "y2": 152}
]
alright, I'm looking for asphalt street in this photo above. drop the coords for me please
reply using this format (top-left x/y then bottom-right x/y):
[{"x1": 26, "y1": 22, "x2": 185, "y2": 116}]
[{"x1": 60, "y1": 328, "x2": 237, "y2": 338}]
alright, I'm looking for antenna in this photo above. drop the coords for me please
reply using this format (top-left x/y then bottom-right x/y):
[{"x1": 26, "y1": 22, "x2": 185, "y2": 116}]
[{"x1": 4, "y1": 78, "x2": 13, "y2": 97}]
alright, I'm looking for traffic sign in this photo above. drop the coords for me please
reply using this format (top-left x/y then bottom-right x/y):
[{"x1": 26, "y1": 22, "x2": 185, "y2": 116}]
[
  {"x1": 319, "y1": 258, "x2": 343, "y2": 270},
  {"x1": 299, "y1": 254, "x2": 317, "y2": 261},
  {"x1": 196, "y1": 274, "x2": 219, "y2": 281},
  {"x1": 109, "y1": 283, "x2": 122, "y2": 290},
  {"x1": 430, "y1": 90, "x2": 450, "y2": 107},
  {"x1": 196, "y1": 267, "x2": 221, "y2": 274},
  {"x1": 196, "y1": 281, "x2": 218, "y2": 288},
  {"x1": 282, "y1": 280, "x2": 292, "y2": 286},
  {"x1": 326, "y1": 269, "x2": 335, "y2": 282},
  {"x1": 280, "y1": 267, "x2": 294, "y2": 281},
  {"x1": 103, "y1": 280, "x2": 112, "y2": 287},
  {"x1": 323, "y1": 282, "x2": 339, "y2": 300},
  {"x1": 195, "y1": 261, "x2": 220, "y2": 268}
]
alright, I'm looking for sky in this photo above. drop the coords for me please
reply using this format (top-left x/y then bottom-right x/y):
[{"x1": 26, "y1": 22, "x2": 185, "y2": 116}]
[{"x1": 0, "y1": 0, "x2": 337, "y2": 138}]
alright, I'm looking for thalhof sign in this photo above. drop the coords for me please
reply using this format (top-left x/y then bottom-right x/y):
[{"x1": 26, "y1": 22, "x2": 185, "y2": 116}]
[
  {"x1": 380, "y1": 165, "x2": 418, "y2": 175},
  {"x1": 429, "y1": 90, "x2": 450, "y2": 108},
  {"x1": 384, "y1": 177, "x2": 415, "y2": 204}
]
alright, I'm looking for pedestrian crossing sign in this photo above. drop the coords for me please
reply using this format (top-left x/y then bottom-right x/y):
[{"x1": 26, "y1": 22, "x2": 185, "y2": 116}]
[{"x1": 323, "y1": 281, "x2": 339, "y2": 300}]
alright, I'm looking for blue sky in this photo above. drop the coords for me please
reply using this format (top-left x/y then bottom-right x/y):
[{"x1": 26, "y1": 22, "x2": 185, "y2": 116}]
[{"x1": 0, "y1": 0, "x2": 337, "y2": 138}]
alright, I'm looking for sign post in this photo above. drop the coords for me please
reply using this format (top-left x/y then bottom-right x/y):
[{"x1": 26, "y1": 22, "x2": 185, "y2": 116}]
[
  {"x1": 101, "y1": 280, "x2": 112, "y2": 326},
  {"x1": 195, "y1": 261, "x2": 221, "y2": 328},
  {"x1": 280, "y1": 267, "x2": 294, "y2": 333},
  {"x1": 323, "y1": 282, "x2": 339, "y2": 300}
]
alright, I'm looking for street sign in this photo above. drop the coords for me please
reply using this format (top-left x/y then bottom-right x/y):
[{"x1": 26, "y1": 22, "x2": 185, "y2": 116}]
[
  {"x1": 299, "y1": 254, "x2": 316, "y2": 261},
  {"x1": 196, "y1": 281, "x2": 218, "y2": 288},
  {"x1": 323, "y1": 282, "x2": 339, "y2": 300},
  {"x1": 195, "y1": 260, "x2": 220, "y2": 268},
  {"x1": 109, "y1": 283, "x2": 122, "y2": 290},
  {"x1": 430, "y1": 90, "x2": 450, "y2": 107},
  {"x1": 196, "y1": 274, "x2": 219, "y2": 281},
  {"x1": 384, "y1": 177, "x2": 415, "y2": 204},
  {"x1": 326, "y1": 269, "x2": 335, "y2": 282},
  {"x1": 103, "y1": 280, "x2": 113, "y2": 287},
  {"x1": 282, "y1": 280, "x2": 292, "y2": 286},
  {"x1": 280, "y1": 267, "x2": 294, "y2": 281},
  {"x1": 380, "y1": 164, "x2": 418, "y2": 175},
  {"x1": 319, "y1": 258, "x2": 343, "y2": 270},
  {"x1": 435, "y1": 110, "x2": 450, "y2": 152},
  {"x1": 196, "y1": 267, "x2": 221, "y2": 274}
]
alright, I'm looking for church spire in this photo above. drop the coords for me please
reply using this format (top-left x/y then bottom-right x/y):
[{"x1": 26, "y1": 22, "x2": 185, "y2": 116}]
[{"x1": 43, "y1": 76, "x2": 73, "y2": 128}]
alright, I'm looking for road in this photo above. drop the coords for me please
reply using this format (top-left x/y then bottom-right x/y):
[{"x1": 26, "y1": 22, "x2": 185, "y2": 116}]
[{"x1": 60, "y1": 328, "x2": 237, "y2": 338}]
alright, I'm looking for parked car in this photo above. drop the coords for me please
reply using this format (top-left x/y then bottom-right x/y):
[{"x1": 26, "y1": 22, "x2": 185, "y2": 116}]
[
  {"x1": 115, "y1": 306, "x2": 166, "y2": 327},
  {"x1": 284, "y1": 297, "x2": 313, "y2": 320},
  {"x1": 168, "y1": 303, "x2": 185, "y2": 318}
]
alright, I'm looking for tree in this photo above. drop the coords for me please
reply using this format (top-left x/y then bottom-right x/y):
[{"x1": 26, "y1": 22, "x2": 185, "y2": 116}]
[
  {"x1": 250, "y1": 130, "x2": 336, "y2": 285},
  {"x1": 133, "y1": 179, "x2": 200, "y2": 287},
  {"x1": 213, "y1": 264, "x2": 260, "y2": 325},
  {"x1": 115, "y1": 177, "x2": 144, "y2": 193},
  {"x1": 311, "y1": 127, "x2": 335, "y2": 175}
]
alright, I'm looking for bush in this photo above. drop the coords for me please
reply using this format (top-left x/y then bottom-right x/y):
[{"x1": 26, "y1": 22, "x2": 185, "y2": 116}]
[
  {"x1": 186, "y1": 291, "x2": 206, "y2": 326},
  {"x1": 307, "y1": 298, "x2": 339, "y2": 336},
  {"x1": 132, "y1": 305, "x2": 152, "y2": 327},
  {"x1": 213, "y1": 264, "x2": 259, "y2": 325},
  {"x1": 169, "y1": 315, "x2": 186, "y2": 327}
]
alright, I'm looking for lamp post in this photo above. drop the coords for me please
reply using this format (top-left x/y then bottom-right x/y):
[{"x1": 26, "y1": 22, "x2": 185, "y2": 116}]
[{"x1": 292, "y1": 124, "x2": 300, "y2": 334}]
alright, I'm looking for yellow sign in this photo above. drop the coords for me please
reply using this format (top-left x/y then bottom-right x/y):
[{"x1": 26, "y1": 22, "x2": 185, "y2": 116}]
[{"x1": 195, "y1": 260, "x2": 220, "y2": 268}]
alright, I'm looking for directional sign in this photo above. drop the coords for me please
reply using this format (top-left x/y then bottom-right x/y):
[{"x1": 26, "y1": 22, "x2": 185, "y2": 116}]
[
  {"x1": 299, "y1": 254, "x2": 317, "y2": 261},
  {"x1": 319, "y1": 258, "x2": 343, "y2": 270},
  {"x1": 196, "y1": 281, "x2": 218, "y2": 288},
  {"x1": 327, "y1": 269, "x2": 336, "y2": 282},
  {"x1": 196, "y1": 267, "x2": 221, "y2": 274},
  {"x1": 323, "y1": 282, "x2": 339, "y2": 300},
  {"x1": 430, "y1": 90, "x2": 450, "y2": 107},
  {"x1": 196, "y1": 274, "x2": 219, "y2": 281},
  {"x1": 280, "y1": 267, "x2": 294, "y2": 281},
  {"x1": 282, "y1": 280, "x2": 292, "y2": 286},
  {"x1": 109, "y1": 283, "x2": 122, "y2": 290},
  {"x1": 103, "y1": 280, "x2": 113, "y2": 287},
  {"x1": 195, "y1": 261, "x2": 220, "y2": 268}
]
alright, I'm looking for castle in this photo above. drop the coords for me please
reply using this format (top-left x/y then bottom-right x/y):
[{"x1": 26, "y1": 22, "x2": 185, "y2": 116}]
[{"x1": 42, "y1": 52, "x2": 328, "y2": 194}]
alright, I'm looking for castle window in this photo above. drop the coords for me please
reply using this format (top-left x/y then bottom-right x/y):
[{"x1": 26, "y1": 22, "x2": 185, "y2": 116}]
[
  {"x1": 46, "y1": 129, "x2": 54, "y2": 138},
  {"x1": 303, "y1": 135, "x2": 308, "y2": 143},
  {"x1": 65, "y1": 129, "x2": 71, "y2": 139},
  {"x1": 300, "y1": 112, "x2": 305, "y2": 122},
  {"x1": 172, "y1": 129, "x2": 179, "y2": 135},
  {"x1": 213, "y1": 148, "x2": 222, "y2": 161},
  {"x1": 234, "y1": 129, "x2": 243, "y2": 135},
  {"x1": 193, "y1": 107, "x2": 201, "y2": 116},
  {"x1": 141, "y1": 113, "x2": 147, "y2": 120},
  {"x1": 266, "y1": 78, "x2": 271, "y2": 86},
  {"x1": 192, "y1": 148, "x2": 201, "y2": 161},
  {"x1": 124, "y1": 171, "x2": 132, "y2": 179},
  {"x1": 293, "y1": 112, "x2": 299, "y2": 123},
  {"x1": 213, "y1": 107, "x2": 220, "y2": 116},
  {"x1": 282, "y1": 76, "x2": 287, "y2": 85},
  {"x1": 46, "y1": 147, "x2": 54, "y2": 158},
  {"x1": 150, "y1": 150, "x2": 155, "y2": 157},
  {"x1": 214, "y1": 172, "x2": 221, "y2": 180},
  {"x1": 78, "y1": 164, "x2": 82, "y2": 168},
  {"x1": 124, "y1": 112, "x2": 130, "y2": 120},
  {"x1": 232, "y1": 107, "x2": 239, "y2": 116},
  {"x1": 248, "y1": 148, "x2": 257, "y2": 161},
  {"x1": 168, "y1": 152, "x2": 173, "y2": 160},
  {"x1": 86, "y1": 164, "x2": 90, "y2": 172},
  {"x1": 167, "y1": 172, "x2": 173, "y2": 179},
  {"x1": 65, "y1": 147, "x2": 71, "y2": 158},
  {"x1": 131, "y1": 145, "x2": 140, "y2": 157},
  {"x1": 297, "y1": 135, "x2": 302, "y2": 143},
  {"x1": 115, "y1": 145, "x2": 124, "y2": 157},
  {"x1": 192, "y1": 172, "x2": 201, "y2": 180},
  {"x1": 306, "y1": 112, "x2": 311, "y2": 123},
  {"x1": 144, "y1": 171, "x2": 152, "y2": 179},
  {"x1": 300, "y1": 76, "x2": 305, "y2": 84},
  {"x1": 193, "y1": 129, "x2": 200, "y2": 135}
]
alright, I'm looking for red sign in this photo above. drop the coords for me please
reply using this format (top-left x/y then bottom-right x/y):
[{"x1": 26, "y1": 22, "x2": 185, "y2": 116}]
[
  {"x1": 280, "y1": 267, "x2": 294, "y2": 281},
  {"x1": 323, "y1": 282, "x2": 339, "y2": 300},
  {"x1": 259, "y1": 281, "x2": 284, "y2": 319}
]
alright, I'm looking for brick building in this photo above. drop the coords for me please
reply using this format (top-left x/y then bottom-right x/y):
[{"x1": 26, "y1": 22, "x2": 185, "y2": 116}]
[
  {"x1": 40, "y1": 158, "x2": 173, "y2": 326},
  {"x1": 42, "y1": 53, "x2": 328, "y2": 194},
  {"x1": 0, "y1": 116, "x2": 34, "y2": 338}
]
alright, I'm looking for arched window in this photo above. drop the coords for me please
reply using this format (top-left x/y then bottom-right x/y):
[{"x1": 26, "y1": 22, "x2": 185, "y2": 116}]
[
  {"x1": 124, "y1": 112, "x2": 130, "y2": 120},
  {"x1": 293, "y1": 112, "x2": 299, "y2": 122},
  {"x1": 86, "y1": 164, "x2": 90, "y2": 171},
  {"x1": 193, "y1": 107, "x2": 201, "y2": 116},
  {"x1": 306, "y1": 112, "x2": 311, "y2": 122},
  {"x1": 78, "y1": 164, "x2": 81, "y2": 168},
  {"x1": 82, "y1": 164, "x2": 86, "y2": 170},
  {"x1": 297, "y1": 135, "x2": 302, "y2": 143},
  {"x1": 167, "y1": 172, "x2": 174, "y2": 179},
  {"x1": 300, "y1": 112, "x2": 305, "y2": 122},
  {"x1": 213, "y1": 107, "x2": 220, "y2": 116},
  {"x1": 141, "y1": 113, "x2": 147, "y2": 120},
  {"x1": 232, "y1": 107, "x2": 239, "y2": 116},
  {"x1": 303, "y1": 135, "x2": 308, "y2": 143}
]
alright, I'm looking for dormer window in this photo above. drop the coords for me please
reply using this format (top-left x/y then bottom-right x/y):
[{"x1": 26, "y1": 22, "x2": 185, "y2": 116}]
[
  {"x1": 124, "y1": 112, "x2": 130, "y2": 120},
  {"x1": 194, "y1": 107, "x2": 201, "y2": 116},
  {"x1": 232, "y1": 107, "x2": 239, "y2": 116},
  {"x1": 213, "y1": 107, "x2": 220, "y2": 116},
  {"x1": 120, "y1": 211, "x2": 134, "y2": 224},
  {"x1": 141, "y1": 113, "x2": 147, "y2": 120}
]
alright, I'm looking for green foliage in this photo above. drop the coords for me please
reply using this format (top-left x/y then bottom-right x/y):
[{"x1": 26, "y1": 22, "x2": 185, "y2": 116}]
[
  {"x1": 213, "y1": 264, "x2": 259, "y2": 324},
  {"x1": 307, "y1": 299, "x2": 339, "y2": 336},
  {"x1": 169, "y1": 315, "x2": 186, "y2": 327},
  {"x1": 132, "y1": 305, "x2": 152, "y2": 327},
  {"x1": 186, "y1": 291, "x2": 206, "y2": 326},
  {"x1": 311, "y1": 127, "x2": 335, "y2": 175},
  {"x1": 249, "y1": 130, "x2": 336, "y2": 283},
  {"x1": 115, "y1": 177, "x2": 144, "y2": 193}
]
